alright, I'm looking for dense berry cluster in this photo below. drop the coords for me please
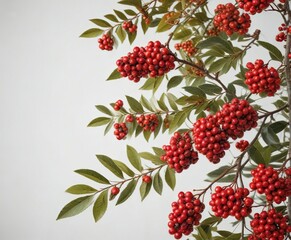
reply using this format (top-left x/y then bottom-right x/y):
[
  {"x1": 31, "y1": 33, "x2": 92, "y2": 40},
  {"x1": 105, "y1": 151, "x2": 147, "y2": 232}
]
[
  {"x1": 136, "y1": 114, "x2": 159, "y2": 132},
  {"x1": 122, "y1": 21, "x2": 137, "y2": 33},
  {"x1": 250, "y1": 164, "x2": 287, "y2": 204},
  {"x1": 98, "y1": 33, "x2": 114, "y2": 51},
  {"x1": 213, "y1": 3, "x2": 251, "y2": 36},
  {"x1": 113, "y1": 99, "x2": 123, "y2": 111},
  {"x1": 125, "y1": 114, "x2": 134, "y2": 123},
  {"x1": 113, "y1": 122, "x2": 128, "y2": 140},
  {"x1": 116, "y1": 40, "x2": 175, "y2": 82},
  {"x1": 174, "y1": 40, "x2": 197, "y2": 56},
  {"x1": 236, "y1": 0, "x2": 274, "y2": 15},
  {"x1": 192, "y1": 115, "x2": 230, "y2": 164},
  {"x1": 285, "y1": 168, "x2": 291, "y2": 197},
  {"x1": 168, "y1": 191, "x2": 205, "y2": 239},
  {"x1": 245, "y1": 59, "x2": 281, "y2": 96},
  {"x1": 216, "y1": 98, "x2": 258, "y2": 139},
  {"x1": 248, "y1": 209, "x2": 291, "y2": 240},
  {"x1": 275, "y1": 23, "x2": 289, "y2": 42},
  {"x1": 161, "y1": 132, "x2": 199, "y2": 173},
  {"x1": 209, "y1": 186, "x2": 253, "y2": 220},
  {"x1": 235, "y1": 140, "x2": 249, "y2": 152}
]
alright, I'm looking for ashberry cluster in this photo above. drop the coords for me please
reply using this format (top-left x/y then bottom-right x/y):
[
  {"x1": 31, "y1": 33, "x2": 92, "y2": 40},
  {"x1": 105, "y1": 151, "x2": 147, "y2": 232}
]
[
  {"x1": 192, "y1": 115, "x2": 230, "y2": 164},
  {"x1": 122, "y1": 21, "x2": 137, "y2": 33},
  {"x1": 113, "y1": 99, "x2": 123, "y2": 111},
  {"x1": 248, "y1": 209, "x2": 291, "y2": 240},
  {"x1": 236, "y1": 0, "x2": 274, "y2": 15},
  {"x1": 276, "y1": 23, "x2": 289, "y2": 42},
  {"x1": 285, "y1": 167, "x2": 291, "y2": 197},
  {"x1": 161, "y1": 132, "x2": 199, "y2": 173},
  {"x1": 209, "y1": 186, "x2": 253, "y2": 220},
  {"x1": 116, "y1": 40, "x2": 175, "y2": 82},
  {"x1": 245, "y1": 59, "x2": 281, "y2": 96},
  {"x1": 136, "y1": 114, "x2": 159, "y2": 132},
  {"x1": 125, "y1": 114, "x2": 134, "y2": 123},
  {"x1": 113, "y1": 122, "x2": 128, "y2": 140},
  {"x1": 249, "y1": 164, "x2": 287, "y2": 204},
  {"x1": 216, "y1": 98, "x2": 258, "y2": 140},
  {"x1": 98, "y1": 33, "x2": 114, "y2": 51},
  {"x1": 235, "y1": 140, "x2": 249, "y2": 152},
  {"x1": 174, "y1": 40, "x2": 197, "y2": 56},
  {"x1": 213, "y1": 3, "x2": 251, "y2": 36},
  {"x1": 168, "y1": 191, "x2": 205, "y2": 239}
]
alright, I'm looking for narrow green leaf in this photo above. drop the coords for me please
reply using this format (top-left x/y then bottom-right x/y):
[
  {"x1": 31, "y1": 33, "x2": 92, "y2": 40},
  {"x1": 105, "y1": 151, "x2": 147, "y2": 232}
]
[
  {"x1": 139, "y1": 77, "x2": 155, "y2": 90},
  {"x1": 57, "y1": 195, "x2": 94, "y2": 219},
  {"x1": 104, "y1": 14, "x2": 119, "y2": 22},
  {"x1": 139, "y1": 151, "x2": 165, "y2": 165},
  {"x1": 139, "y1": 181, "x2": 152, "y2": 201},
  {"x1": 95, "y1": 105, "x2": 113, "y2": 116},
  {"x1": 169, "y1": 111, "x2": 187, "y2": 133},
  {"x1": 183, "y1": 86, "x2": 206, "y2": 98},
  {"x1": 104, "y1": 119, "x2": 114, "y2": 135},
  {"x1": 165, "y1": 166, "x2": 176, "y2": 190},
  {"x1": 116, "y1": 179, "x2": 137, "y2": 205},
  {"x1": 96, "y1": 155, "x2": 124, "y2": 179},
  {"x1": 126, "y1": 95, "x2": 144, "y2": 113},
  {"x1": 173, "y1": 28, "x2": 192, "y2": 40},
  {"x1": 127, "y1": 145, "x2": 143, "y2": 172},
  {"x1": 124, "y1": 9, "x2": 137, "y2": 16},
  {"x1": 270, "y1": 150, "x2": 288, "y2": 163},
  {"x1": 207, "y1": 165, "x2": 233, "y2": 178},
  {"x1": 258, "y1": 40, "x2": 283, "y2": 62},
  {"x1": 156, "y1": 16, "x2": 174, "y2": 32},
  {"x1": 153, "y1": 76, "x2": 164, "y2": 93},
  {"x1": 107, "y1": 68, "x2": 122, "y2": 80},
  {"x1": 208, "y1": 58, "x2": 229, "y2": 73},
  {"x1": 75, "y1": 169, "x2": 110, "y2": 184},
  {"x1": 153, "y1": 172, "x2": 163, "y2": 195},
  {"x1": 200, "y1": 216, "x2": 221, "y2": 226},
  {"x1": 80, "y1": 28, "x2": 103, "y2": 38},
  {"x1": 143, "y1": 130, "x2": 151, "y2": 142},
  {"x1": 167, "y1": 93, "x2": 178, "y2": 110},
  {"x1": 93, "y1": 190, "x2": 108, "y2": 222},
  {"x1": 196, "y1": 37, "x2": 233, "y2": 54},
  {"x1": 140, "y1": 95, "x2": 154, "y2": 112},
  {"x1": 88, "y1": 117, "x2": 111, "y2": 127},
  {"x1": 199, "y1": 84, "x2": 222, "y2": 95},
  {"x1": 90, "y1": 18, "x2": 112, "y2": 28},
  {"x1": 118, "y1": 0, "x2": 142, "y2": 7},
  {"x1": 66, "y1": 184, "x2": 97, "y2": 195},
  {"x1": 269, "y1": 121, "x2": 288, "y2": 134},
  {"x1": 113, "y1": 159, "x2": 135, "y2": 177},
  {"x1": 115, "y1": 25, "x2": 126, "y2": 43},
  {"x1": 196, "y1": 226, "x2": 209, "y2": 239},
  {"x1": 152, "y1": 147, "x2": 165, "y2": 157},
  {"x1": 157, "y1": 93, "x2": 169, "y2": 111},
  {"x1": 167, "y1": 76, "x2": 183, "y2": 90},
  {"x1": 248, "y1": 140, "x2": 265, "y2": 165},
  {"x1": 262, "y1": 125, "x2": 280, "y2": 147}
]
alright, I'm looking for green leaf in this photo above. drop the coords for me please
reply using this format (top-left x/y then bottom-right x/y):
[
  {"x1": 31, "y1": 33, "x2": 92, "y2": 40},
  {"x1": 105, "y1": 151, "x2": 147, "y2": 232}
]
[
  {"x1": 127, "y1": 29, "x2": 137, "y2": 44},
  {"x1": 199, "y1": 84, "x2": 223, "y2": 95},
  {"x1": 157, "y1": 93, "x2": 169, "y2": 111},
  {"x1": 93, "y1": 190, "x2": 108, "y2": 222},
  {"x1": 90, "y1": 18, "x2": 112, "y2": 28},
  {"x1": 169, "y1": 111, "x2": 187, "y2": 133},
  {"x1": 196, "y1": 37, "x2": 233, "y2": 54},
  {"x1": 153, "y1": 172, "x2": 163, "y2": 195},
  {"x1": 105, "y1": 14, "x2": 119, "y2": 22},
  {"x1": 139, "y1": 77, "x2": 155, "y2": 90},
  {"x1": 124, "y1": 9, "x2": 137, "y2": 16},
  {"x1": 140, "y1": 95, "x2": 154, "y2": 111},
  {"x1": 66, "y1": 184, "x2": 97, "y2": 195},
  {"x1": 208, "y1": 58, "x2": 229, "y2": 73},
  {"x1": 113, "y1": 160, "x2": 135, "y2": 177},
  {"x1": 167, "y1": 93, "x2": 178, "y2": 110},
  {"x1": 165, "y1": 167, "x2": 176, "y2": 190},
  {"x1": 75, "y1": 169, "x2": 110, "y2": 184},
  {"x1": 153, "y1": 76, "x2": 164, "y2": 93},
  {"x1": 116, "y1": 179, "x2": 137, "y2": 205},
  {"x1": 262, "y1": 125, "x2": 280, "y2": 147},
  {"x1": 156, "y1": 15, "x2": 174, "y2": 32},
  {"x1": 96, "y1": 155, "x2": 124, "y2": 179},
  {"x1": 57, "y1": 195, "x2": 94, "y2": 220},
  {"x1": 107, "y1": 68, "x2": 122, "y2": 80},
  {"x1": 196, "y1": 226, "x2": 209, "y2": 239},
  {"x1": 167, "y1": 76, "x2": 183, "y2": 90},
  {"x1": 200, "y1": 216, "x2": 221, "y2": 226},
  {"x1": 183, "y1": 86, "x2": 206, "y2": 98},
  {"x1": 88, "y1": 117, "x2": 111, "y2": 127},
  {"x1": 139, "y1": 151, "x2": 165, "y2": 165},
  {"x1": 270, "y1": 150, "x2": 288, "y2": 163},
  {"x1": 126, "y1": 95, "x2": 144, "y2": 113},
  {"x1": 258, "y1": 40, "x2": 283, "y2": 62},
  {"x1": 118, "y1": 0, "x2": 142, "y2": 7},
  {"x1": 80, "y1": 28, "x2": 103, "y2": 38},
  {"x1": 152, "y1": 147, "x2": 165, "y2": 157},
  {"x1": 127, "y1": 145, "x2": 143, "y2": 172},
  {"x1": 173, "y1": 28, "x2": 192, "y2": 40},
  {"x1": 269, "y1": 121, "x2": 288, "y2": 134},
  {"x1": 207, "y1": 165, "x2": 233, "y2": 178},
  {"x1": 139, "y1": 181, "x2": 152, "y2": 201},
  {"x1": 104, "y1": 119, "x2": 114, "y2": 135},
  {"x1": 95, "y1": 105, "x2": 113, "y2": 116},
  {"x1": 248, "y1": 140, "x2": 265, "y2": 165},
  {"x1": 116, "y1": 25, "x2": 126, "y2": 43}
]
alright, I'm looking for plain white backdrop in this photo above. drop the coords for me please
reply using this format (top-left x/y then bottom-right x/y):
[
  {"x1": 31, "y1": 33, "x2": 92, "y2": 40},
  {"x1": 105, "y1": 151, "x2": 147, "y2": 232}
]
[{"x1": 0, "y1": 0, "x2": 282, "y2": 239}]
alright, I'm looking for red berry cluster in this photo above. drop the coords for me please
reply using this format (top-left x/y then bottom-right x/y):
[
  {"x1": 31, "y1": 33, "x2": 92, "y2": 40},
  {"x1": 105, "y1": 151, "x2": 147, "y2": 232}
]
[
  {"x1": 192, "y1": 115, "x2": 230, "y2": 164},
  {"x1": 236, "y1": 0, "x2": 274, "y2": 15},
  {"x1": 245, "y1": 59, "x2": 281, "y2": 96},
  {"x1": 168, "y1": 191, "x2": 205, "y2": 239},
  {"x1": 113, "y1": 122, "x2": 128, "y2": 140},
  {"x1": 249, "y1": 164, "x2": 287, "y2": 204},
  {"x1": 248, "y1": 209, "x2": 291, "y2": 240},
  {"x1": 125, "y1": 114, "x2": 134, "y2": 123},
  {"x1": 136, "y1": 114, "x2": 159, "y2": 132},
  {"x1": 116, "y1": 41, "x2": 175, "y2": 82},
  {"x1": 275, "y1": 23, "x2": 289, "y2": 42},
  {"x1": 285, "y1": 168, "x2": 291, "y2": 197},
  {"x1": 113, "y1": 99, "x2": 123, "y2": 111},
  {"x1": 209, "y1": 186, "x2": 253, "y2": 220},
  {"x1": 216, "y1": 98, "x2": 258, "y2": 140},
  {"x1": 122, "y1": 21, "x2": 137, "y2": 33},
  {"x1": 98, "y1": 34, "x2": 114, "y2": 51},
  {"x1": 235, "y1": 140, "x2": 249, "y2": 152},
  {"x1": 213, "y1": 3, "x2": 251, "y2": 36},
  {"x1": 174, "y1": 40, "x2": 197, "y2": 56},
  {"x1": 161, "y1": 132, "x2": 199, "y2": 173}
]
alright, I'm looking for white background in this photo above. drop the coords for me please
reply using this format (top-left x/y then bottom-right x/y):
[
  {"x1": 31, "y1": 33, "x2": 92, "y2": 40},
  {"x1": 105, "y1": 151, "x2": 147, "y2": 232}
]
[{"x1": 0, "y1": 0, "x2": 281, "y2": 239}]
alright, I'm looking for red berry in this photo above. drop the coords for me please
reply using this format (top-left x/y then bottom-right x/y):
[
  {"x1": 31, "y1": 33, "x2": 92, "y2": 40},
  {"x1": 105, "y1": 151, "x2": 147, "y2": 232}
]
[
  {"x1": 142, "y1": 175, "x2": 152, "y2": 183},
  {"x1": 111, "y1": 186, "x2": 120, "y2": 195}
]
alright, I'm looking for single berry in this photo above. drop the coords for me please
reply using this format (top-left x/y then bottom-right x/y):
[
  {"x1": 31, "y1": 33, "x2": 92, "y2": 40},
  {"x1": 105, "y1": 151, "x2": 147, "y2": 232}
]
[
  {"x1": 111, "y1": 186, "x2": 120, "y2": 195},
  {"x1": 142, "y1": 175, "x2": 152, "y2": 183}
]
